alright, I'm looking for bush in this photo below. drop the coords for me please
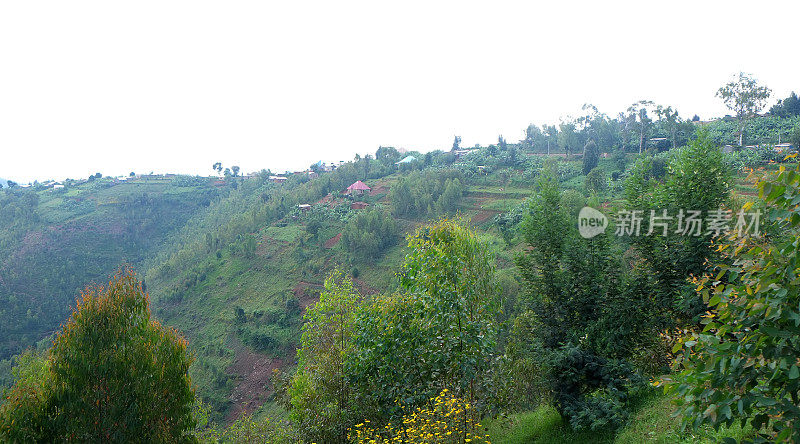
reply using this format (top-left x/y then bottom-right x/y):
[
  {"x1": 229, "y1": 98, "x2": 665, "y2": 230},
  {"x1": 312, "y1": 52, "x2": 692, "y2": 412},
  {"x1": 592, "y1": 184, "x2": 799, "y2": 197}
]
[{"x1": 349, "y1": 389, "x2": 490, "y2": 444}]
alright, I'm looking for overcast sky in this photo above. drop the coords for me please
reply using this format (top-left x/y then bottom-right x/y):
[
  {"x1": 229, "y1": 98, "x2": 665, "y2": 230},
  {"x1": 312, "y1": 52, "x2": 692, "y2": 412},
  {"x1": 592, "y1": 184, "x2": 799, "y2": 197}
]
[{"x1": 1, "y1": 1, "x2": 798, "y2": 183}]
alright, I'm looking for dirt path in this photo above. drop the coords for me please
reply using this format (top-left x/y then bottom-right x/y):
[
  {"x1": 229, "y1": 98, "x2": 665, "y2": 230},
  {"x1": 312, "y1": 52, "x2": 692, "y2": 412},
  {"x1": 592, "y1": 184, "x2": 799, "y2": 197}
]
[
  {"x1": 225, "y1": 340, "x2": 287, "y2": 423},
  {"x1": 324, "y1": 232, "x2": 342, "y2": 248}
]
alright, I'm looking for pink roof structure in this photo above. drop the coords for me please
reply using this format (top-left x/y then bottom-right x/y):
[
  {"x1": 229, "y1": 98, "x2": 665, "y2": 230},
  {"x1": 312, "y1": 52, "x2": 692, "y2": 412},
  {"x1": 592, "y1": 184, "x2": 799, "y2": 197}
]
[{"x1": 346, "y1": 180, "x2": 371, "y2": 192}]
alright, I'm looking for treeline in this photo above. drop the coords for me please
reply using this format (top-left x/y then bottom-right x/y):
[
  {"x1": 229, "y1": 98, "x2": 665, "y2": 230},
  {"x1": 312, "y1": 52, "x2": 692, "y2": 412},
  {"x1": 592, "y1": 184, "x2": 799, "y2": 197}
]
[
  {"x1": 341, "y1": 209, "x2": 398, "y2": 260},
  {"x1": 390, "y1": 169, "x2": 464, "y2": 217}
]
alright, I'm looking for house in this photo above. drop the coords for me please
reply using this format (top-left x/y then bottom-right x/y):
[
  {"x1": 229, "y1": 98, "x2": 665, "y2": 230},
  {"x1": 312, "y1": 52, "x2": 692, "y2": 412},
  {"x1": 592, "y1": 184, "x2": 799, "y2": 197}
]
[
  {"x1": 351, "y1": 201, "x2": 369, "y2": 210},
  {"x1": 52, "y1": 184, "x2": 64, "y2": 190},
  {"x1": 346, "y1": 180, "x2": 371, "y2": 195},
  {"x1": 269, "y1": 175, "x2": 288, "y2": 183},
  {"x1": 722, "y1": 145, "x2": 735, "y2": 153},
  {"x1": 298, "y1": 204, "x2": 312, "y2": 211},
  {"x1": 308, "y1": 171, "x2": 318, "y2": 179}
]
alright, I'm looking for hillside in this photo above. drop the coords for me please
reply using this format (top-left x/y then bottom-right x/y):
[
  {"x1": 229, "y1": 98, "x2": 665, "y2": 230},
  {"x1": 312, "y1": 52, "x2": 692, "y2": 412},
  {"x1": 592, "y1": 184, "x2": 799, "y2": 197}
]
[
  {"x1": 0, "y1": 176, "x2": 222, "y2": 368},
  {"x1": 2, "y1": 108, "x2": 799, "y2": 441}
]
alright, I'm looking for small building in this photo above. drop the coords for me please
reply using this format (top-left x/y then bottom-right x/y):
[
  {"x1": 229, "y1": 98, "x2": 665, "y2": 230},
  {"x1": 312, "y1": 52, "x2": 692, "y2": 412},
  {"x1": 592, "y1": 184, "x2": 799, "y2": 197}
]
[
  {"x1": 350, "y1": 201, "x2": 369, "y2": 210},
  {"x1": 774, "y1": 143, "x2": 797, "y2": 154},
  {"x1": 308, "y1": 171, "x2": 318, "y2": 179},
  {"x1": 722, "y1": 145, "x2": 735, "y2": 153},
  {"x1": 298, "y1": 204, "x2": 312, "y2": 211},
  {"x1": 52, "y1": 184, "x2": 64, "y2": 190},
  {"x1": 269, "y1": 175, "x2": 288, "y2": 183},
  {"x1": 346, "y1": 180, "x2": 371, "y2": 195}
]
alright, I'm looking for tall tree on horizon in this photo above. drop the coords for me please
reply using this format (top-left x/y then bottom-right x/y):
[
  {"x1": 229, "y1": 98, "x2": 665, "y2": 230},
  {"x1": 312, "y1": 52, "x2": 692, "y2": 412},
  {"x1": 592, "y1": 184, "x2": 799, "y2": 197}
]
[{"x1": 716, "y1": 72, "x2": 772, "y2": 146}]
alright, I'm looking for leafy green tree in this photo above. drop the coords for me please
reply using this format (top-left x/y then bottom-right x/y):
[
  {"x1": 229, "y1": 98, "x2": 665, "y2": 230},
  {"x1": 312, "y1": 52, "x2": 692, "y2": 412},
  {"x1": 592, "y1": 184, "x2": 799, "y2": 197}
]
[
  {"x1": 452, "y1": 135, "x2": 462, "y2": 151},
  {"x1": 288, "y1": 270, "x2": 360, "y2": 443},
  {"x1": 231, "y1": 165, "x2": 240, "y2": 177},
  {"x1": 628, "y1": 100, "x2": 654, "y2": 154},
  {"x1": 349, "y1": 219, "x2": 500, "y2": 420},
  {"x1": 716, "y1": 72, "x2": 772, "y2": 145},
  {"x1": 341, "y1": 209, "x2": 398, "y2": 259},
  {"x1": 656, "y1": 105, "x2": 681, "y2": 149},
  {"x1": 0, "y1": 350, "x2": 51, "y2": 442},
  {"x1": 584, "y1": 167, "x2": 607, "y2": 195},
  {"x1": 498, "y1": 135, "x2": 508, "y2": 151},
  {"x1": 558, "y1": 121, "x2": 579, "y2": 157},
  {"x1": 582, "y1": 139, "x2": 599, "y2": 175},
  {"x1": 0, "y1": 267, "x2": 196, "y2": 442},
  {"x1": 376, "y1": 146, "x2": 400, "y2": 163},
  {"x1": 624, "y1": 130, "x2": 732, "y2": 321},
  {"x1": 666, "y1": 161, "x2": 800, "y2": 443},
  {"x1": 769, "y1": 91, "x2": 800, "y2": 118},
  {"x1": 515, "y1": 173, "x2": 655, "y2": 430},
  {"x1": 544, "y1": 124, "x2": 558, "y2": 155}
]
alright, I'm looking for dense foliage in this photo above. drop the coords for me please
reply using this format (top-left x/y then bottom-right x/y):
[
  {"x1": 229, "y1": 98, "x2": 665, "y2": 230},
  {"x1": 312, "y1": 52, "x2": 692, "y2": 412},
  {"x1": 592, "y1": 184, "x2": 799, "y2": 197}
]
[
  {"x1": 0, "y1": 267, "x2": 196, "y2": 442},
  {"x1": 666, "y1": 160, "x2": 800, "y2": 443}
]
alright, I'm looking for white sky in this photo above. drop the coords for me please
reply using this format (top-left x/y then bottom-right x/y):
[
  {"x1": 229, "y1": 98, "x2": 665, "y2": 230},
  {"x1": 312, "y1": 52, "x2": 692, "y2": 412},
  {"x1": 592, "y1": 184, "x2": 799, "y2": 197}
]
[{"x1": 1, "y1": 1, "x2": 798, "y2": 183}]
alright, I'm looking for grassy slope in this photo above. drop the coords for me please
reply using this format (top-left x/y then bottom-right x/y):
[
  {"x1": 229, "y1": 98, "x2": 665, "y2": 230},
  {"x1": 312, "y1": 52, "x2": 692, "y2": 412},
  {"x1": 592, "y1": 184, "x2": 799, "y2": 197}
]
[{"x1": 486, "y1": 392, "x2": 753, "y2": 444}]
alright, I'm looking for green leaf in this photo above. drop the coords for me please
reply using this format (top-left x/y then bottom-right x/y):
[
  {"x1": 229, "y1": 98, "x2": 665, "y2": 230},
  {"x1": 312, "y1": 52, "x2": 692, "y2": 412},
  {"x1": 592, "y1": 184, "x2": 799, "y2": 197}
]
[{"x1": 789, "y1": 365, "x2": 799, "y2": 380}]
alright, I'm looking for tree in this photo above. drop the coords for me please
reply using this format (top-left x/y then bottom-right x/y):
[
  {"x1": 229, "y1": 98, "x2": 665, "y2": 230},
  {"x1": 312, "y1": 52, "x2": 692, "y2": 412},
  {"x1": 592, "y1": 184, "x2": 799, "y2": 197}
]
[
  {"x1": 515, "y1": 175, "x2": 650, "y2": 430},
  {"x1": 656, "y1": 105, "x2": 681, "y2": 149},
  {"x1": 769, "y1": 91, "x2": 800, "y2": 118},
  {"x1": 582, "y1": 139, "x2": 599, "y2": 175},
  {"x1": 716, "y1": 72, "x2": 772, "y2": 146},
  {"x1": 665, "y1": 160, "x2": 800, "y2": 443},
  {"x1": 622, "y1": 130, "x2": 732, "y2": 324},
  {"x1": 289, "y1": 270, "x2": 360, "y2": 443},
  {"x1": 498, "y1": 135, "x2": 508, "y2": 151},
  {"x1": 627, "y1": 100, "x2": 655, "y2": 154},
  {"x1": 212, "y1": 162, "x2": 222, "y2": 174},
  {"x1": 376, "y1": 146, "x2": 400, "y2": 163},
  {"x1": 792, "y1": 124, "x2": 800, "y2": 148},
  {"x1": 231, "y1": 165, "x2": 240, "y2": 177},
  {"x1": 452, "y1": 135, "x2": 462, "y2": 152},
  {"x1": 544, "y1": 124, "x2": 558, "y2": 155},
  {"x1": 558, "y1": 121, "x2": 578, "y2": 157},
  {"x1": 349, "y1": 219, "x2": 500, "y2": 420},
  {"x1": 584, "y1": 167, "x2": 606, "y2": 195},
  {"x1": 0, "y1": 267, "x2": 196, "y2": 442},
  {"x1": 524, "y1": 124, "x2": 544, "y2": 151}
]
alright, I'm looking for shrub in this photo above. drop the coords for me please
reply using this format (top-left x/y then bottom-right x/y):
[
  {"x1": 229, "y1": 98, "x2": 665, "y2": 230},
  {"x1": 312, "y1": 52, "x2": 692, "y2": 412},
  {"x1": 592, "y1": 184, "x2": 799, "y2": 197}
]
[{"x1": 349, "y1": 389, "x2": 491, "y2": 444}]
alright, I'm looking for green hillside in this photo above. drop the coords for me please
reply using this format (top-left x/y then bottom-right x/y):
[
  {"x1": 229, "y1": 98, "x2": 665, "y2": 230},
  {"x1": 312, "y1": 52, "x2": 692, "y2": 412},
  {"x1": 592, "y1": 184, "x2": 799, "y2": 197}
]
[
  {"x1": 2, "y1": 106, "x2": 800, "y2": 441},
  {"x1": 0, "y1": 176, "x2": 221, "y2": 375}
]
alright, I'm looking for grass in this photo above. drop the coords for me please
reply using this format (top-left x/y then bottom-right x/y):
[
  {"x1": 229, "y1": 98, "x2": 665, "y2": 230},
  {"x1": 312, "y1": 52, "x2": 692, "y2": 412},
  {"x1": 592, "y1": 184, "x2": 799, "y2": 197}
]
[
  {"x1": 486, "y1": 393, "x2": 754, "y2": 444},
  {"x1": 485, "y1": 405, "x2": 613, "y2": 444}
]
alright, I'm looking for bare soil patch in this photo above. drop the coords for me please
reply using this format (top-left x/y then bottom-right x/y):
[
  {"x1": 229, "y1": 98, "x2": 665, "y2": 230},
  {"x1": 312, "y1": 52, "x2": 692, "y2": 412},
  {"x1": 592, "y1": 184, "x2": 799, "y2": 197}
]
[{"x1": 225, "y1": 341, "x2": 287, "y2": 423}]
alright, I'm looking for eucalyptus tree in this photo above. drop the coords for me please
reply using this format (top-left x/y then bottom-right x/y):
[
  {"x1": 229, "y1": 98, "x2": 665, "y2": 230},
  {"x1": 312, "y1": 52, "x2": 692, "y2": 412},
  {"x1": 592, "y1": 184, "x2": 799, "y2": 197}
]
[
  {"x1": 558, "y1": 120, "x2": 579, "y2": 157},
  {"x1": 716, "y1": 72, "x2": 772, "y2": 146},
  {"x1": 544, "y1": 124, "x2": 558, "y2": 155},
  {"x1": 655, "y1": 105, "x2": 681, "y2": 149},
  {"x1": 627, "y1": 100, "x2": 655, "y2": 154}
]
